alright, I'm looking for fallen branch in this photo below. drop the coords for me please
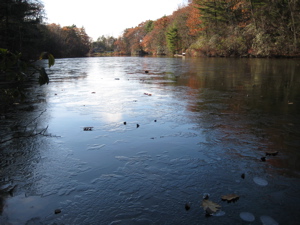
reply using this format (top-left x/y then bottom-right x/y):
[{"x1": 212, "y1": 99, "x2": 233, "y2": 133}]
[
  {"x1": 0, "y1": 109, "x2": 60, "y2": 145},
  {"x1": 0, "y1": 125, "x2": 59, "y2": 144}
]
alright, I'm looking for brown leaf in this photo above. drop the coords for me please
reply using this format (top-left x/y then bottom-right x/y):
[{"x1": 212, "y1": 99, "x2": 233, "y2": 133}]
[
  {"x1": 221, "y1": 194, "x2": 240, "y2": 203},
  {"x1": 201, "y1": 199, "x2": 221, "y2": 214},
  {"x1": 266, "y1": 151, "x2": 278, "y2": 156}
]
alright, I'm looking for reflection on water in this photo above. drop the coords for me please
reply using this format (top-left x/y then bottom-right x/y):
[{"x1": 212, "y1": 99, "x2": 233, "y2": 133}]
[{"x1": 0, "y1": 57, "x2": 300, "y2": 224}]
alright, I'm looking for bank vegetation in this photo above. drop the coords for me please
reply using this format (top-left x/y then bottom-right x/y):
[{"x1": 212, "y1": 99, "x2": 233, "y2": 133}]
[{"x1": 112, "y1": 0, "x2": 300, "y2": 57}]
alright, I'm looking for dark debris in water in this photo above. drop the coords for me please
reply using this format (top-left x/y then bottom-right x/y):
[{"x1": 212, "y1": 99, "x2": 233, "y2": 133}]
[
  {"x1": 266, "y1": 151, "x2": 279, "y2": 156},
  {"x1": 54, "y1": 209, "x2": 61, "y2": 214},
  {"x1": 185, "y1": 202, "x2": 191, "y2": 211}
]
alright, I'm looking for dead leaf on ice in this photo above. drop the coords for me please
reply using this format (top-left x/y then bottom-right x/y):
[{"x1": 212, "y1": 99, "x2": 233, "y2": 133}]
[
  {"x1": 221, "y1": 194, "x2": 240, "y2": 203},
  {"x1": 266, "y1": 151, "x2": 278, "y2": 156},
  {"x1": 201, "y1": 199, "x2": 221, "y2": 215}
]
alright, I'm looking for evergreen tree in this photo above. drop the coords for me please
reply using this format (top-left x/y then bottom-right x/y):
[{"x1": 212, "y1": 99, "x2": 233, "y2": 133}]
[
  {"x1": 0, "y1": 0, "x2": 45, "y2": 58},
  {"x1": 166, "y1": 26, "x2": 179, "y2": 54}
]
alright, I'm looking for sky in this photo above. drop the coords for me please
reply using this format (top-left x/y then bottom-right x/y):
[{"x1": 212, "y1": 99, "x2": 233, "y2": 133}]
[{"x1": 42, "y1": 0, "x2": 188, "y2": 41}]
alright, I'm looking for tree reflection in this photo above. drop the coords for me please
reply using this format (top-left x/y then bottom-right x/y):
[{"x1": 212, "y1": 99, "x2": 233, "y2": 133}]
[{"x1": 157, "y1": 58, "x2": 300, "y2": 174}]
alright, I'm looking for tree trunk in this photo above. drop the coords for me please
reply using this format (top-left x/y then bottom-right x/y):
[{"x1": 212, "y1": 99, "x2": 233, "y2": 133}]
[
  {"x1": 288, "y1": 0, "x2": 297, "y2": 52},
  {"x1": 249, "y1": 0, "x2": 257, "y2": 29}
]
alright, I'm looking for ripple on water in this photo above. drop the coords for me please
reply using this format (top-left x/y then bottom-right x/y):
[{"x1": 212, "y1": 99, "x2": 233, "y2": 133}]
[{"x1": 87, "y1": 144, "x2": 106, "y2": 150}]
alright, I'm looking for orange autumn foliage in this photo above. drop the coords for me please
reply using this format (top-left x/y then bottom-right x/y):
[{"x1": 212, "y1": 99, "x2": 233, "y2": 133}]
[{"x1": 186, "y1": 2, "x2": 204, "y2": 36}]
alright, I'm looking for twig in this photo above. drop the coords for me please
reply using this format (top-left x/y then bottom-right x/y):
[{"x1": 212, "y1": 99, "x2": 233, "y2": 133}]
[
  {"x1": 23, "y1": 109, "x2": 47, "y2": 132},
  {"x1": 0, "y1": 125, "x2": 60, "y2": 144}
]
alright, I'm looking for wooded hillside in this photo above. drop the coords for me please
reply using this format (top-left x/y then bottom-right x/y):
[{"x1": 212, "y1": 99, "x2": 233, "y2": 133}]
[{"x1": 114, "y1": 0, "x2": 300, "y2": 57}]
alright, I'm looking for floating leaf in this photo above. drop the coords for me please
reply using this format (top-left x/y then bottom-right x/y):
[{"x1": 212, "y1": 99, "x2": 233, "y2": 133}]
[
  {"x1": 201, "y1": 199, "x2": 221, "y2": 215},
  {"x1": 266, "y1": 151, "x2": 278, "y2": 156},
  {"x1": 221, "y1": 194, "x2": 239, "y2": 203}
]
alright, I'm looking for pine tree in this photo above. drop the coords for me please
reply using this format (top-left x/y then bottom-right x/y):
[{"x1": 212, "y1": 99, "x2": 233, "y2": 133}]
[{"x1": 166, "y1": 26, "x2": 179, "y2": 54}]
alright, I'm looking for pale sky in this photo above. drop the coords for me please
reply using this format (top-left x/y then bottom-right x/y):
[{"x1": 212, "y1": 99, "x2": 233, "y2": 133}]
[{"x1": 42, "y1": 0, "x2": 188, "y2": 41}]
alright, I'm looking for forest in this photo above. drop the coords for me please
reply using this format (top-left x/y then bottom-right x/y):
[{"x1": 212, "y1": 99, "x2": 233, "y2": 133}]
[
  {"x1": 114, "y1": 0, "x2": 300, "y2": 57},
  {"x1": 0, "y1": 0, "x2": 91, "y2": 113},
  {"x1": 1, "y1": 0, "x2": 299, "y2": 59},
  {"x1": 0, "y1": 0, "x2": 91, "y2": 59}
]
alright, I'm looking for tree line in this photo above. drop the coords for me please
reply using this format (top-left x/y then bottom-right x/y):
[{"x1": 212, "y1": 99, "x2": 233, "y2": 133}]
[
  {"x1": 113, "y1": 0, "x2": 300, "y2": 57},
  {"x1": 0, "y1": 0, "x2": 91, "y2": 59},
  {"x1": 0, "y1": 0, "x2": 90, "y2": 112},
  {"x1": 2, "y1": 0, "x2": 299, "y2": 58}
]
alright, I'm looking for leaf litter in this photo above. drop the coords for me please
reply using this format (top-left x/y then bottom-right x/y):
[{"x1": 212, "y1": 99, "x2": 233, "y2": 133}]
[
  {"x1": 201, "y1": 199, "x2": 221, "y2": 215},
  {"x1": 221, "y1": 194, "x2": 240, "y2": 203}
]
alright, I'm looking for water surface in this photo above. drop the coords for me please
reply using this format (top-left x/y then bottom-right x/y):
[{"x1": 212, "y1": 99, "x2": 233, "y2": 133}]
[{"x1": 0, "y1": 57, "x2": 300, "y2": 224}]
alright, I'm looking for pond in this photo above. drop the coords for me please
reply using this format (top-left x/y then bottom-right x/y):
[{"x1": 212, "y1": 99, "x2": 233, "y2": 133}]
[{"x1": 0, "y1": 56, "x2": 300, "y2": 224}]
